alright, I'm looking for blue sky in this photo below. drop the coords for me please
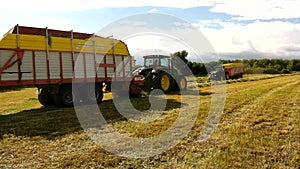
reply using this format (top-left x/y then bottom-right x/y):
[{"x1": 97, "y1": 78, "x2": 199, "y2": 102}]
[{"x1": 0, "y1": 0, "x2": 300, "y2": 61}]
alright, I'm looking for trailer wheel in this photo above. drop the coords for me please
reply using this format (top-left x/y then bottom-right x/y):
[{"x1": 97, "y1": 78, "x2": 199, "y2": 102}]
[
  {"x1": 225, "y1": 73, "x2": 230, "y2": 80},
  {"x1": 85, "y1": 85, "x2": 103, "y2": 104},
  {"x1": 38, "y1": 88, "x2": 55, "y2": 106},
  {"x1": 54, "y1": 85, "x2": 74, "y2": 107}
]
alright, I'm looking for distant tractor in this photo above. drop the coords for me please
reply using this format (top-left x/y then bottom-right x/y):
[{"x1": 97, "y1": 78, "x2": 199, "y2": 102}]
[
  {"x1": 209, "y1": 63, "x2": 244, "y2": 80},
  {"x1": 132, "y1": 55, "x2": 187, "y2": 93}
]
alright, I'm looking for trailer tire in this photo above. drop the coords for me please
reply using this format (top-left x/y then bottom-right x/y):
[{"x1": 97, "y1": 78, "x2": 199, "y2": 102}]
[
  {"x1": 225, "y1": 73, "x2": 230, "y2": 80},
  {"x1": 54, "y1": 85, "x2": 74, "y2": 107},
  {"x1": 85, "y1": 84, "x2": 103, "y2": 104},
  {"x1": 38, "y1": 88, "x2": 55, "y2": 106}
]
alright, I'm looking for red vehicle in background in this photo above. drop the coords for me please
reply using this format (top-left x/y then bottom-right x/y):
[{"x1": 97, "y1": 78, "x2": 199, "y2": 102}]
[
  {"x1": 209, "y1": 63, "x2": 244, "y2": 80},
  {"x1": 223, "y1": 63, "x2": 244, "y2": 79}
]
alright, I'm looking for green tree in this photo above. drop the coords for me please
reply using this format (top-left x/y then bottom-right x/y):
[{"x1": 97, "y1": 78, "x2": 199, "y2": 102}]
[
  {"x1": 173, "y1": 50, "x2": 188, "y2": 63},
  {"x1": 287, "y1": 60, "x2": 294, "y2": 71},
  {"x1": 293, "y1": 62, "x2": 300, "y2": 71}
]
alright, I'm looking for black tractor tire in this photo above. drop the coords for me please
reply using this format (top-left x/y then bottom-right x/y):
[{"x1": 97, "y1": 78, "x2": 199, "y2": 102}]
[
  {"x1": 38, "y1": 88, "x2": 55, "y2": 106},
  {"x1": 154, "y1": 72, "x2": 172, "y2": 93},
  {"x1": 53, "y1": 85, "x2": 74, "y2": 107}
]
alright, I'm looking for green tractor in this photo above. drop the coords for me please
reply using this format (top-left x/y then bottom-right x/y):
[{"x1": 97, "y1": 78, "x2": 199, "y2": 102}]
[{"x1": 132, "y1": 55, "x2": 187, "y2": 93}]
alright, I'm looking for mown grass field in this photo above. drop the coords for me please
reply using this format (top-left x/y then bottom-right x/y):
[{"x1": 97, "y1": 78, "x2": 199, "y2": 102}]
[{"x1": 0, "y1": 74, "x2": 299, "y2": 168}]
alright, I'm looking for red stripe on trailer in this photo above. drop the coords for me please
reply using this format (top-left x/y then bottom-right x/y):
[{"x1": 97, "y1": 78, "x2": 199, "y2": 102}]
[
  {"x1": 32, "y1": 51, "x2": 36, "y2": 82},
  {"x1": 45, "y1": 52, "x2": 50, "y2": 82},
  {"x1": 16, "y1": 50, "x2": 24, "y2": 82},
  {"x1": 0, "y1": 77, "x2": 133, "y2": 86},
  {"x1": 0, "y1": 51, "x2": 17, "y2": 77},
  {"x1": 71, "y1": 52, "x2": 75, "y2": 79},
  {"x1": 122, "y1": 55, "x2": 125, "y2": 77},
  {"x1": 59, "y1": 52, "x2": 63, "y2": 80},
  {"x1": 112, "y1": 54, "x2": 116, "y2": 80},
  {"x1": 104, "y1": 55, "x2": 108, "y2": 81},
  {"x1": 83, "y1": 53, "x2": 87, "y2": 79},
  {"x1": 130, "y1": 56, "x2": 133, "y2": 72},
  {"x1": 93, "y1": 52, "x2": 97, "y2": 79},
  {"x1": 96, "y1": 63, "x2": 115, "y2": 67}
]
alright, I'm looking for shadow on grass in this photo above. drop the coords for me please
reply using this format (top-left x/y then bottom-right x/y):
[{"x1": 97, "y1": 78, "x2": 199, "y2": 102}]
[
  {"x1": 167, "y1": 90, "x2": 213, "y2": 96},
  {"x1": 0, "y1": 86, "x2": 33, "y2": 93},
  {"x1": 0, "y1": 97, "x2": 182, "y2": 140}
]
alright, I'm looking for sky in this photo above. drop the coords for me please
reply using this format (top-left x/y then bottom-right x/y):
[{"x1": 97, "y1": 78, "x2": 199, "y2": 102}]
[{"x1": 0, "y1": 0, "x2": 300, "y2": 62}]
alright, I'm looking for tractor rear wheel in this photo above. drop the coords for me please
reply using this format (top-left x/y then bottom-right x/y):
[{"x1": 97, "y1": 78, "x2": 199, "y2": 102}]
[
  {"x1": 178, "y1": 76, "x2": 187, "y2": 90},
  {"x1": 174, "y1": 76, "x2": 187, "y2": 91}
]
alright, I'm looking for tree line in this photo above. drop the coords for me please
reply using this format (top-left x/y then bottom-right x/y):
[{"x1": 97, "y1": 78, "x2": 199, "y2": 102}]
[{"x1": 173, "y1": 50, "x2": 300, "y2": 76}]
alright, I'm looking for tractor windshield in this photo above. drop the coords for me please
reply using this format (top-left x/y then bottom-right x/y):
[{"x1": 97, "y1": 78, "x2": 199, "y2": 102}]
[
  {"x1": 145, "y1": 58, "x2": 159, "y2": 67},
  {"x1": 144, "y1": 56, "x2": 170, "y2": 68}
]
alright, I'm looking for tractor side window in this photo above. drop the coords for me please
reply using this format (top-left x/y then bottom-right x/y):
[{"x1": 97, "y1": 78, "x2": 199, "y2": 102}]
[{"x1": 160, "y1": 57, "x2": 169, "y2": 68}]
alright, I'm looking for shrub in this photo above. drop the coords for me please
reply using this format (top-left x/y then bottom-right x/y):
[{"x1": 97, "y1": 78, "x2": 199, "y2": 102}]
[
  {"x1": 263, "y1": 68, "x2": 280, "y2": 74},
  {"x1": 281, "y1": 69, "x2": 291, "y2": 74}
]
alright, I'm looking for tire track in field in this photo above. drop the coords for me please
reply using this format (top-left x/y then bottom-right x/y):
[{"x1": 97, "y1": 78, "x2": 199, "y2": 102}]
[
  {"x1": 239, "y1": 80, "x2": 300, "y2": 115},
  {"x1": 208, "y1": 76, "x2": 300, "y2": 168},
  {"x1": 220, "y1": 76, "x2": 300, "y2": 133},
  {"x1": 195, "y1": 75, "x2": 299, "y2": 141},
  {"x1": 219, "y1": 75, "x2": 300, "y2": 128}
]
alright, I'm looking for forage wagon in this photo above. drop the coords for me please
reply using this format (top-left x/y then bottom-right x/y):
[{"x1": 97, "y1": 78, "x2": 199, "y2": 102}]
[{"x1": 0, "y1": 25, "x2": 144, "y2": 107}]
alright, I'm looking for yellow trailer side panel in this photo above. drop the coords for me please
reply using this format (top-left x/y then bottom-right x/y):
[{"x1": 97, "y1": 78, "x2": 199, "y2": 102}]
[{"x1": 0, "y1": 34, "x2": 130, "y2": 56}]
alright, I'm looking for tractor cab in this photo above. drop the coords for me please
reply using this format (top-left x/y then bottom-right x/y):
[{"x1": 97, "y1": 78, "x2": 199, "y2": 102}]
[{"x1": 144, "y1": 55, "x2": 171, "y2": 68}]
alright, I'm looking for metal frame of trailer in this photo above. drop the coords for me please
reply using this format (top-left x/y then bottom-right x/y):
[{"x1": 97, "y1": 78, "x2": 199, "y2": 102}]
[
  {"x1": 0, "y1": 48, "x2": 134, "y2": 86},
  {"x1": 0, "y1": 25, "x2": 143, "y2": 107}
]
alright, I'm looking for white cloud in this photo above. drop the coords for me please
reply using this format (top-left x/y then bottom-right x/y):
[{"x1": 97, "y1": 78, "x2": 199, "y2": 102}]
[
  {"x1": 193, "y1": 19, "x2": 300, "y2": 58},
  {"x1": 1, "y1": 0, "x2": 299, "y2": 21},
  {"x1": 211, "y1": 0, "x2": 300, "y2": 20},
  {"x1": 20, "y1": 16, "x2": 72, "y2": 31},
  {"x1": 1, "y1": 0, "x2": 300, "y2": 60},
  {"x1": 0, "y1": 0, "x2": 214, "y2": 12},
  {"x1": 148, "y1": 8, "x2": 159, "y2": 13},
  {"x1": 1, "y1": 0, "x2": 300, "y2": 20}
]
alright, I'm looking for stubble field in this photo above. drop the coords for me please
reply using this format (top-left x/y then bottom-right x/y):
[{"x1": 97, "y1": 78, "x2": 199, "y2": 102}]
[{"x1": 0, "y1": 74, "x2": 299, "y2": 168}]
